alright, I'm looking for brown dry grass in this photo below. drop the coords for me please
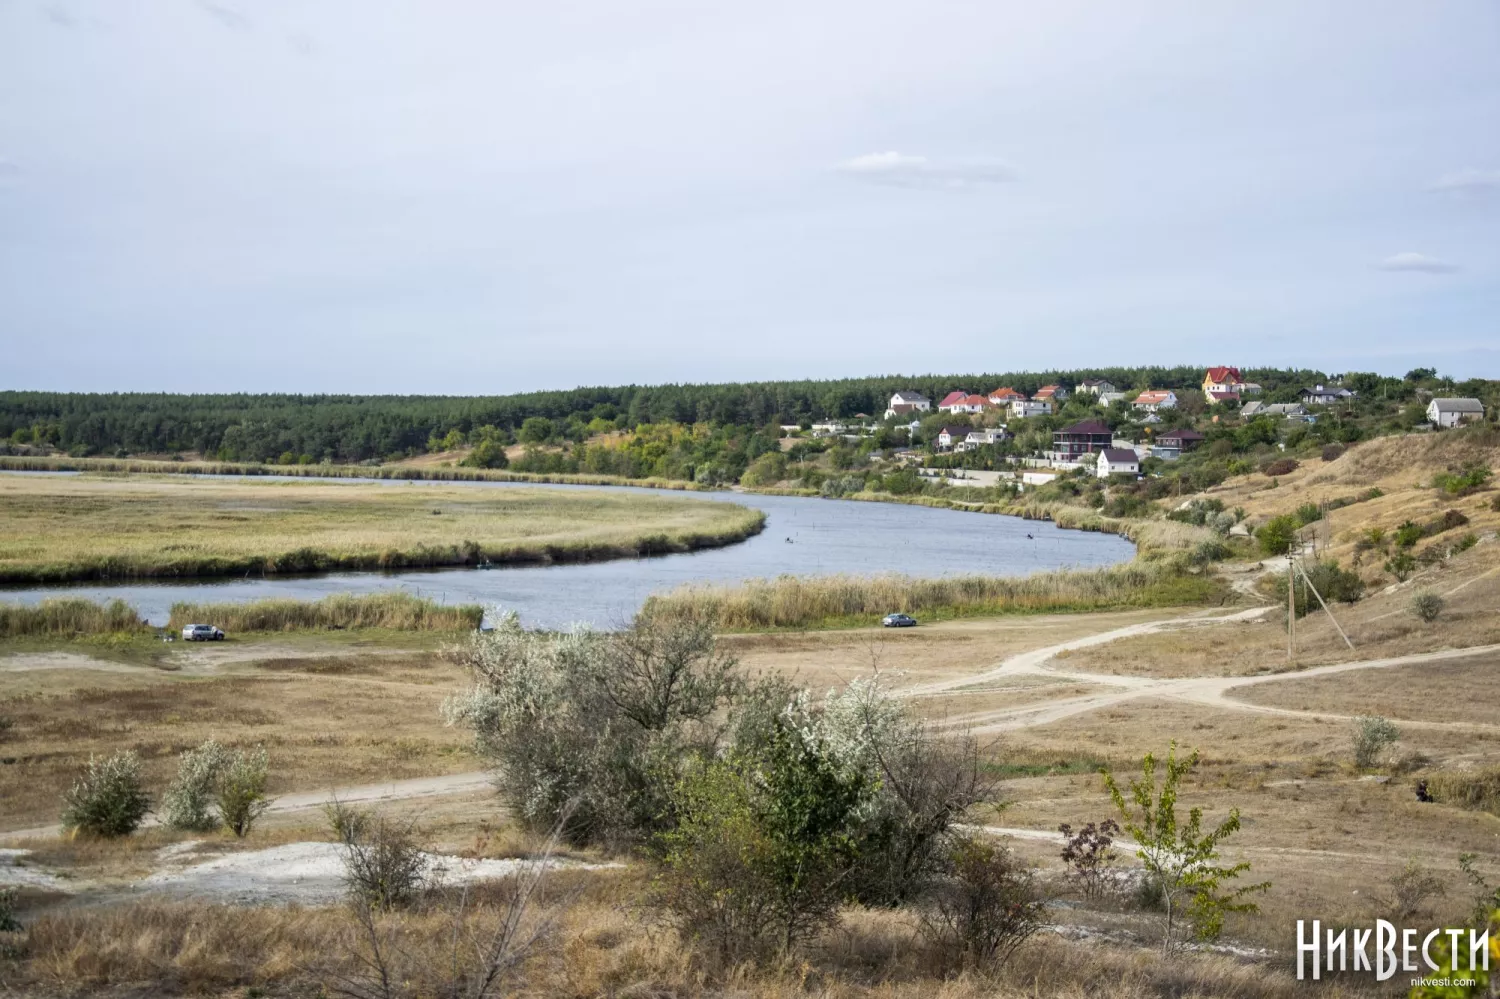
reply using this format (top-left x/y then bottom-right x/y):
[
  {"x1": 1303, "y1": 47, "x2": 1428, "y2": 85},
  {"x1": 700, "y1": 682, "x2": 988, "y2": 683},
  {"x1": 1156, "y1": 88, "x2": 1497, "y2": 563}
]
[
  {"x1": 0, "y1": 647, "x2": 476, "y2": 830},
  {"x1": 1229, "y1": 651, "x2": 1500, "y2": 728},
  {"x1": 1057, "y1": 537, "x2": 1500, "y2": 678}
]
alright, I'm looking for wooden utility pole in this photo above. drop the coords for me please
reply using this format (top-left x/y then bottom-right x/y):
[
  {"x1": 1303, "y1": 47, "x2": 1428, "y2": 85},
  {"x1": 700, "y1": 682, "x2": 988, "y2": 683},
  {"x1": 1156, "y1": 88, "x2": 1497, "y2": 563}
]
[
  {"x1": 1297, "y1": 560, "x2": 1356, "y2": 651},
  {"x1": 1287, "y1": 555, "x2": 1296, "y2": 662}
]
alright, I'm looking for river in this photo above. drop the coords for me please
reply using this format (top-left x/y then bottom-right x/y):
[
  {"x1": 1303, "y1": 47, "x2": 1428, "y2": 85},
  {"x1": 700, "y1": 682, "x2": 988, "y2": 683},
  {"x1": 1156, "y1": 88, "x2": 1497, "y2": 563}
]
[{"x1": 0, "y1": 476, "x2": 1134, "y2": 629}]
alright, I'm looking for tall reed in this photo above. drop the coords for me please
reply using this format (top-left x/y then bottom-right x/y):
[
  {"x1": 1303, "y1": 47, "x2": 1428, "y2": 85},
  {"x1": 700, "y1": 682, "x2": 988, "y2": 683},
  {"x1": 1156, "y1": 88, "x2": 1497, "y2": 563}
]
[
  {"x1": 166, "y1": 592, "x2": 483, "y2": 632},
  {"x1": 640, "y1": 564, "x2": 1223, "y2": 631},
  {"x1": 0, "y1": 598, "x2": 150, "y2": 637}
]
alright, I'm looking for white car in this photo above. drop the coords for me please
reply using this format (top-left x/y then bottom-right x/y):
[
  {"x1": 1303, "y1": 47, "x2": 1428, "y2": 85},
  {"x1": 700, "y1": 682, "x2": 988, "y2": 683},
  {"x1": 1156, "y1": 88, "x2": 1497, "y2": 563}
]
[{"x1": 181, "y1": 623, "x2": 225, "y2": 641}]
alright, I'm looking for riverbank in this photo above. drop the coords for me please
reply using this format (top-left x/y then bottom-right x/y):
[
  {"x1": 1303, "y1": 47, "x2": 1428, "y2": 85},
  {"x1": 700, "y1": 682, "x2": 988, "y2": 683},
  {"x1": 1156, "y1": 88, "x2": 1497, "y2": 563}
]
[
  {"x1": 0, "y1": 474, "x2": 765, "y2": 585},
  {"x1": 640, "y1": 562, "x2": 1229, "y2": 631},
  {"x1": 0, "y1": 455, "x2": 706, "y2": 491}
]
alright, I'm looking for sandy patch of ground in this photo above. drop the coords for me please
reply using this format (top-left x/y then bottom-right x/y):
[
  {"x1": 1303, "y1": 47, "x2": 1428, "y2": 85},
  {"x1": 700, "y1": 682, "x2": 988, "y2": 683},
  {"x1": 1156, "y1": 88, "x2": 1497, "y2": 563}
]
[{"x1": 136, "y1": 840, "x2": 614, "y2": 906}]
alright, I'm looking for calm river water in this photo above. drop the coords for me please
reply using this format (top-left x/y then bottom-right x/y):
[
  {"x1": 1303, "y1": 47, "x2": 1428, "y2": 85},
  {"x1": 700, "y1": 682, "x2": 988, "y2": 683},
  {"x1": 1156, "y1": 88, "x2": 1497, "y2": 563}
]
[{"x1": 1, "y1": 476, "x2": 1134, "y2": 629}]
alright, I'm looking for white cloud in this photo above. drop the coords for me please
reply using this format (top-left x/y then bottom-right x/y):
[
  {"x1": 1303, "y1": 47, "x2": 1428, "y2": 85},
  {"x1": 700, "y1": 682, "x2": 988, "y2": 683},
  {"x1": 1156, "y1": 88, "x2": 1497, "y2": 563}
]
[
  {"x1": 836, "y1": 151, "x2": 1017, "y2": 189},
  {"x1": 1427, "y1": 168, "x2": 1500, "y2": 194},
  {"x1": 1377, "y1": 252, "x2": 1459, "y2": 274}
]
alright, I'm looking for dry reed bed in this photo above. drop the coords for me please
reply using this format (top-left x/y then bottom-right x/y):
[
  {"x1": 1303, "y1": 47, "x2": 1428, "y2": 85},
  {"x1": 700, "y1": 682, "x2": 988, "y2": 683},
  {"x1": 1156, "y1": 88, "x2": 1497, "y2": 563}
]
[
  {"x1": 165, "y1": 592, "x2": 483, "y2": 632},
  {"x1": 0, "y1": 454, "x2": 706, "y2": 490},
  {"x1": 641, "y1": 564, "x2": 1225, "y2": 631},
  {"x1": 0, "y1": 597, "x2": 149, "y2": 638},
  {"x1": 0, "y1": 474, "x2": 765, "y2": 583}
]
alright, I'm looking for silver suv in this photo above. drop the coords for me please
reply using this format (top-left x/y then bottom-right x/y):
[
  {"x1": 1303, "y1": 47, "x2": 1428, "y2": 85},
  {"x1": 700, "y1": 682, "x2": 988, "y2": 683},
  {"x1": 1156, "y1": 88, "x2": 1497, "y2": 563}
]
[{"x1": 181, "y1": 623, "x2": 225, "y2": 641}]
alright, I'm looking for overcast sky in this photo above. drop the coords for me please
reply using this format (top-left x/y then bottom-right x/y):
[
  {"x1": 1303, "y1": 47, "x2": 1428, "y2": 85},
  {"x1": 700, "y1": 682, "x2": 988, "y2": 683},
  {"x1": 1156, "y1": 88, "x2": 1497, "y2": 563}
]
[{"x1": 2, "y1": 1, "x2": 1498, "y2": 393}]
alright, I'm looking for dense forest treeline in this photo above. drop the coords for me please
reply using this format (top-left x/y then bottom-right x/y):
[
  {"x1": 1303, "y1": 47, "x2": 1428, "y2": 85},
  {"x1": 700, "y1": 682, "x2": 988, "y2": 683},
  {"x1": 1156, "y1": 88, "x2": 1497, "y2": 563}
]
[{"x1": 1, "y1": 366, "x2": 1492, "y2": 465}]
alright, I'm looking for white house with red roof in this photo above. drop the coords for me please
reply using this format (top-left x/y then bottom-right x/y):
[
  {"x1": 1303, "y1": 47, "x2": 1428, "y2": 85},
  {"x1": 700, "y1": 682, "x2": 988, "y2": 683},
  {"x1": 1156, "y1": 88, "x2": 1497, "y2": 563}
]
[
  {"x1": 884, "y1": 391, "x2": 931, "y2": 419},
  {"x1": 986, "y1": 387, "x2": 1027, "y2": 406},
  {"x1": 1132, "y1": 389, "x2": 1178, "y2": 412},
  {"x1": 939, "y1": 392, "x2": 992, "y2": 414},
  {"x1": 1032, "y1": 384, "x2": 1069, "y2": 403}
]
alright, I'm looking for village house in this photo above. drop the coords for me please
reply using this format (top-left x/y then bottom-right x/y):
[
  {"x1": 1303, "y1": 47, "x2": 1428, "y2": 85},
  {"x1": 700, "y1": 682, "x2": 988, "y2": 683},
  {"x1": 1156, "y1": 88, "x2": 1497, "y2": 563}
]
[
  {"x1": 1032, "y1": 384, "x2": 1069, "y2": 403},
  {"x1": 883, "y1": 391, "x2": 930, "y2": 419},
  {"x1": 1075, "y1": 378, "x2": 1117, "y2": 397},
  {"x1": 1096, "y1": 447, "x2": 1140, "y2": 478},
  {"x1": 955, "y1": 427, "x2": 1009, "y2": 452},
  {"x1": 1132, "y1": 389, "x2": 1177, "y2": 412},
  {"x1": 1010, "y1": 398, "x2": 1052, "y2": 418},
  {"x1": 1427, "y1": 398, "x2": 1486, "y2": 428},
  {"x1": 1052, "y1": 419, "x2": 1114, "y2": 460},
  {"x1": 935, "y1": 426, "x2": 974, "y2": 450},
  {"x1": 939, "y1": 392, "x2": 992, "y2": 414},
  {"x1": 1202, "y1": 366, "x2": 1247, "y2": 394},
  {"x1": 986, "y1": 387, "x2": 1027, "y2": 406},
  {"x1": 1153, "y1": 429, "x2": 1205, "y2": 459},
  {"x1": 1300, "y1": 384, "x2": 1356, "y2": 406},
  {"x1": 1205, "y1": 390, "x2": 1240, "y2": 405}
]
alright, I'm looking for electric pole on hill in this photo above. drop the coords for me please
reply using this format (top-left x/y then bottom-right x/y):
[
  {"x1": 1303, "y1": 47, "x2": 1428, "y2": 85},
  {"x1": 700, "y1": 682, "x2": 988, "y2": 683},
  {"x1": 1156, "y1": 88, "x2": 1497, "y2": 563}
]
[{"x1": 1287, "y1": 553, "x2": 1296, "y2": 662}]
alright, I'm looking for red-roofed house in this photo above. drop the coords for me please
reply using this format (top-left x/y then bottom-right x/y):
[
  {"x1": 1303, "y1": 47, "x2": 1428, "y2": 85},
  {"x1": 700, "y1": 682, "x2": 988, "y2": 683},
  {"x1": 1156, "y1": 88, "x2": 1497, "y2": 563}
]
[
  {"x1": 1132, "y1": 389, "x2": 1178, "y2": 413},
  {"x1": 1032, "y1": 384, "x2": 1069, "y2": 403},
  {"x1": 939, "y1": 393, "x2": 991, "y2": 414},
  {"x1": 987, "y1": 387, "x2": 1027, "y2": 405},
  {"x1": 1203, "y1": 367, "x2": 1246, "y2": 394}
]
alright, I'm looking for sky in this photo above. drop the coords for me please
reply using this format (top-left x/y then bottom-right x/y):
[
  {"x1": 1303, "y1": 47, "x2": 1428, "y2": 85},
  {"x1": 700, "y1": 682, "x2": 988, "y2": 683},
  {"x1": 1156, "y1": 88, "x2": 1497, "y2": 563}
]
[{"x1": 1, "y1": 1, "x2": 1498, "y2": 393}]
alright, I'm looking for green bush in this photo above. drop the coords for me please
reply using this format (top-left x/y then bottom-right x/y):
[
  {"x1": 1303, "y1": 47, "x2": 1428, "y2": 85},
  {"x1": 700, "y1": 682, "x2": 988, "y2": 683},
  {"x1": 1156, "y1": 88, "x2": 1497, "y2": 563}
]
[
  {"x1": 217, "y1": 747, "x2": 271, "y2": 837},
  {"x1": 1352, "y1": 716, "x2": 1400, "y2": 770},
  {"x1": 461, "y1": 439, "x2": 509, "y2": 469},
  {"x1": 1431, "y1": 463, "x2": 1493, "y2": 496},
  {"x1": 1410, "y1": 591, "x2": 1444, "y2": 624},
  {"x1": 61, "y1": 751, "x2": 151, "y2": 838},
  {"x1": 1275, "y1": 559, "x2": 1364, "y2": 617},
  {"x1": 1384, "y1": 550, "x2": 1416, "y2": 581},
  {"x1": 1257, "y1": 514, "x2": 1300, "y2": 556},
  {"x1": 1394, "y1": 520, "x2": 1424, "y2": 548},
  {"x1": 161, "y1": 740, "x2": 230, "y2": 831},
  {"x1": 1294, "y1": 502, "x2": 1321, "y2": 526}
]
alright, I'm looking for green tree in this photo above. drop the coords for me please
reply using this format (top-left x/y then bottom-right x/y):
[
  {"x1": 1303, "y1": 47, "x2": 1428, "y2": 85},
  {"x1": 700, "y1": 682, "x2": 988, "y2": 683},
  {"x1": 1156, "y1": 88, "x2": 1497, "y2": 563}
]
[
  {"x1": 1103, "y1": 744, "x2": 1268, "y2": 951},
  {"x1": 518, "y1": 416, "x2": 554, "y2": 444},
  {"x1": 61, "y1": 751, "x2": 151, "y2": 838},
  {"x1": 1257, "y1": 514, "x2": 1299, "y2": 556},
  {"x1": 462, "y1": 439, "x2": 510, "y2": 469}
]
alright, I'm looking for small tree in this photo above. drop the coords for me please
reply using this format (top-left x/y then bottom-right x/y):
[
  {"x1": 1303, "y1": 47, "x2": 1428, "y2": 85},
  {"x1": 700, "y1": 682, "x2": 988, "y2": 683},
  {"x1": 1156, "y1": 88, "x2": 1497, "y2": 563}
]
[
  {"x1": 1257, "y1": 515, "x2": 1300, "y2": 557},
  {"x1": 1411, "y1": 590, "x2": 1444, "y2": 624},
  {"x1": 1384, "y1": 550, "x2": 1416, "y2": 581},
  {"x1": 161, "y1": 740, "x2": 229, "y2": 831},
  {"x1": 1382, "y1": 858, "x2": 1446, "y2": 920},
  {"x1": 216, "y1": 747, "x2": 271, "y2": 837},
  {"x1": 328, "y1": 800, "x2": 428, "y2": 910},
  {"x1": 1102, "y1": 744, "x2": 1268, "y2": 952},
  {"x1": 1352, "y1": 716, "x2": 1400, "y2": 770},
  {"x1": 1059, "y1": 819, "x2": 1120, "y2": 900},
  {"x1": 923, "y1": 833, "x2": 1046, "y2": 969},
  {"x1": 61, "y1": 751, "x2": 151, "y2": 838}
]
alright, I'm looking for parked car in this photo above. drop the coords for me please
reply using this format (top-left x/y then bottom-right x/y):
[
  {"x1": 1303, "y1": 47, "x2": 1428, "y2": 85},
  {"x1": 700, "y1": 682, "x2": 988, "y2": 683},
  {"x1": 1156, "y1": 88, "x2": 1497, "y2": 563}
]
[
  {"x1": 182, "y1": 623, "x2": 225, "y2": 641},
  {"x1": 881, "y1": 613, "x2": 917, "y2": 628}
]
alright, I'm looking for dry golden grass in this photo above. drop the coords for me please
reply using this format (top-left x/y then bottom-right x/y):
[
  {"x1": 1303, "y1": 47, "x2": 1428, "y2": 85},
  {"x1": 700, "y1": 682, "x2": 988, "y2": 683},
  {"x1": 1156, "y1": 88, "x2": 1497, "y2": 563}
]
[
  {"x1": 0, "y1": 473, "x2": 764, "y2": 583},
  {"x1": 0, "y1": 598, "x2": 149, "y2": 638},
  {"x1": 1229, "y1": 651, "x2": 1500, "y2": 727},
  {"x1": 166, "y1": 592, "x2": 482, "y2": 632},
  {"x1": 0, "y1": 647, "x2": 476, "y2": 830}
]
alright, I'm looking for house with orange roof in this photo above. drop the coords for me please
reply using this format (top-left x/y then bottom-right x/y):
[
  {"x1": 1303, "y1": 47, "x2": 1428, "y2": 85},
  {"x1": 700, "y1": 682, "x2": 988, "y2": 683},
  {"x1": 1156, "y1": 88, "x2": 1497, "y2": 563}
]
[
  {"x1": 1032, "y1": 384, "x2": 1069, "y2": 403},
  {"x1": 1132, "y1": 389, "x2": 1178, "y2": 413},
  {"x1": 987, "y1": 387, "x2": 1027, "y2": 405}
]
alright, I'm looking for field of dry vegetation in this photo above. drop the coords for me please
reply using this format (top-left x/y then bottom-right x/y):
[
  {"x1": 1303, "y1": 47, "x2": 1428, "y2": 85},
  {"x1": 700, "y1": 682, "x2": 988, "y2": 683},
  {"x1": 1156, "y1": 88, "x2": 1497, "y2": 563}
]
[
  {"x1": 0, "y1": 473, "x2": 765, "y2": 583},
  {"x1": 3, "y1": 432, "x2": 1499, "y2": 998}
]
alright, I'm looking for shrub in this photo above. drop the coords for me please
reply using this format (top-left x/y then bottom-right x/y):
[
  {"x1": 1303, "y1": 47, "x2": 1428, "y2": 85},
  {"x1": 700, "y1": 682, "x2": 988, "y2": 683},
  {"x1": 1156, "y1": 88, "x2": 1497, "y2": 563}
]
[
  {"x1": 61, "y1": 751, "x2": 151, "y2": 838},
  {"x1": 1103, "y1": 744, "x2": 1268, "y2": 951},
  {"x1": 328, "y1": 800, "x2": 429, "y2": 910},
  {"x1": 1432, "y1": 462, "x2": 1493, "y2": 496},
  {"x1": 1294, "y1": 502, "x2": 1322, "y2": 526},
  {"x1": 1257, "y1": 514, "x2": 1300, "y2": 557},
  {"x1": 1394, "y1": 520, "x2": 1424, "y2": 548},
  {"x1": 1059, "y1": 819, "x2": 1120, "y2": 899},
  {"x1": 923, "y1": 834, "x2": 1046, "y2": 969},
  {"x1": 1382, "y1": 859, "x2": 1446, "y2": 920},
  {"x1": 0, "y1": 885, "x2": 19, "y2": 933},
  {"x1": 444, "y1": 614, "x2": 743, "y2": 847},
  {"x1": 1320, "y1": 444, "x2": 1345, "y2": 462},
  {"x1": 461, "y1": 439, "x2": 509, "y2": 469},
  {"x1": 1384, "y1": 551, "x2": 1416, "y2": 581},
  {"x1": 1352, "y1": 716, "x2": 1400, "y2": 770},
  {"x1": 161, "y1": 740, "x2": 230, "y2": 831},
  {"x1": 654, "y1": 717, "x2": 873, "y2": 960},
  {"x1": 216, "y1": 747, "x2": 271, "y2": 837},
  {"x1": 1275, "y1": 559, "x2": 1364, "y2": 617},
  {"x1": 1411, "y1": 590, "x2": 1444, "y2": 624},
  {"x1": 1262, "y1": 458, "x2": 1299, "y2": 477}
]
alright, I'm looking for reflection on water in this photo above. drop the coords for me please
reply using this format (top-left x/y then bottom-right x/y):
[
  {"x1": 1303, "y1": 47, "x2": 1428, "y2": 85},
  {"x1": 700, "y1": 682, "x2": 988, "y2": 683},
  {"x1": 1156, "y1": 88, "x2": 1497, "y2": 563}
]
[{"x1": 0, "y1": 478, "x2": 1134, "y2": 629}]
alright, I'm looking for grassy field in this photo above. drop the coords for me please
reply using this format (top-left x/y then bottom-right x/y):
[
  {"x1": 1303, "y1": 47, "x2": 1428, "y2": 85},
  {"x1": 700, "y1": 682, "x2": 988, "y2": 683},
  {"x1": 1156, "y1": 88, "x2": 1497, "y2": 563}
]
[
  {"x1": 640, "y1": 563, "x2": 1227, "y2": 631},
  {"x1": 0, "y1": 473, "x2": 765, "y2": 583}
]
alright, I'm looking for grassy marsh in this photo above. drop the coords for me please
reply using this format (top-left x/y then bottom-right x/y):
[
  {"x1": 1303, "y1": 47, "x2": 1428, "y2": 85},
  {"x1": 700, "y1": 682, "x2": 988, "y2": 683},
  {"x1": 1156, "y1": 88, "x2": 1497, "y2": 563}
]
[
  {"x1": 0, "y1": 473, "x2": 765, "y2": 583},
  {"x1": 165, "y1": 592, "x2": 483, "y2": 633}
]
